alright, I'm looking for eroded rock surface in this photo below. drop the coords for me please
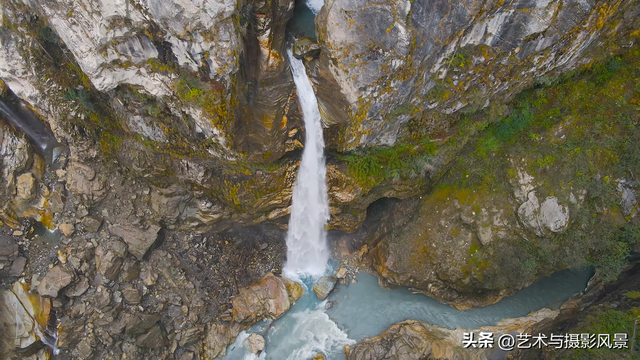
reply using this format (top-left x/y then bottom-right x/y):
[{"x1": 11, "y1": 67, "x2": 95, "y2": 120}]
[
  {"x1": 346, "y1": 309, "x2": 559, "y2": 360},
  {"x1": 314, "y1": 0, "x2": 639, "y2": 150},
  {"x1": 231, "y1": 272, "x2": 303, "y2": 324},
  {"x1": 204, "y1": 272, "x2": 303, "y2": 357}
]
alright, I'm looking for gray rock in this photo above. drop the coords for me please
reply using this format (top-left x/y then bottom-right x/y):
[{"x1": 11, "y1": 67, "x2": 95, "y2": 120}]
[
  {"x1": 179, "y1": 326, "x2": 204, "y2": 346},
  {"x1": 179, "y1": 351, "x2": 195, "y2": 360},
  {"x1": 518, "y1": 193, "x2": 569, "y2": 236},
  {"x1": 49, "y1": 183, "x2": 66, "y2": 213},
  {"x1": 0, "y1": 125, "x2": 31, "y2": 202},
  {"x1": 120, "y1": 259, "x2": 140, "y2": 282},
  {"x1": 150, "y1": 185, "x2": 191, "y2": 225},
  {"x1": 38, "y1": 265, "x2": 75, "y2": 297},
  {"x1": 518, "y1": 191, "x2": 543, "y2": 236},
  {"x1": 65, "y1": 276, "x2": 90, "y2": 298},
  {"x1": 140, "y1": 268, "x2": 158, "y2": 286},
  {"x1": 618, "y1": 180, "x2": 637, "y2": 216},
  {"x1": 82, "y1": 216, "x2": 103, "y2": 233},
  {"x1": 313, "y1": 276, "x2": 337, "y2": 300},
  {"x1": 122, "y1": 286, "x2": 142, "y2": 305},
  {"x1": 244, "y1": 333, "x2": 265, "y2": 355},
  {"x1": 95, "y1": 239, "x2": 127, "y2": 281},
  {"x1": 109, "y1": 223, "x2": 161, "y2": 260},
  {"x1": 8, "y1": 256, "x2": 26, "y2": 276},
  {"x1": 66, "y1": 162, "x2": 106, "y2": 203},
  {"x1": 90, "y1": 286, "x2": 111, "y2": 310},
  {"x1": 0, "y1": 237, "x2": 18, "y2": 270},
  {"x1": 293, "y1": 37, "x2": 321, "y2": 59},
  {"x1": 136, "y1": 325, "x2": 168, "y2": 348},
  {"x1": 72, "y1": 335, "x2": 96, "y2": 359},
  {"x1": 126, "y1": 313, "x2": 162, "y2": 336},
  {"x1": 539, "y1": 197, "x2": 569, "y2": 233}
]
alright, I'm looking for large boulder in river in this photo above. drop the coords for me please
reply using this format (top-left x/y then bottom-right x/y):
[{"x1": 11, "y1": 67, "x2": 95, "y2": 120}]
[
  {"x1": 313, "y1": 276, "x2": 337, "y2": 300},
  {"x1": 244, "y1": 333, "x2": 265, "y2": 355},
  {"x1": 205, "y1": 274, "x2": 303, "y2": 357},
  {"x1": 231, "y1": 273, "x2": 303, "y2": 324}
]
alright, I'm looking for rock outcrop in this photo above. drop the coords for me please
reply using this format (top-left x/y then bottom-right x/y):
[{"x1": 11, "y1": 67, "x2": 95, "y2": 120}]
[
  {"x1": 204, "y1": 272, "x2": 303, "y2": 357},
  {"x1": 37, "y1": 264, "x2": 75, "y2": 297},
  {"x1": 345, "y1": 309, "x2": 559, "y2": 360},
  {"x1": 313, "y1": 275, "x2": 337, "y2": 300},
  {"x1": 109, "y1": 223, "x2": 161, "y2": 260},
  {"x1": 314, "y1": 0, "x2": 639, "y2": 150},
  {"x1": 230, "y1": 272, "x2": 303, "y2": 324}
]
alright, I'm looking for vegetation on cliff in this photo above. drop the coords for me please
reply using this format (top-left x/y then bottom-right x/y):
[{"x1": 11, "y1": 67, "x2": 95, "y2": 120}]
[
  {"x1": 449, "y1": 48, "x2": 640, "y2": 283},
  {"x1": 366, "y1": 46, "x2": 639, "y2": 308}
]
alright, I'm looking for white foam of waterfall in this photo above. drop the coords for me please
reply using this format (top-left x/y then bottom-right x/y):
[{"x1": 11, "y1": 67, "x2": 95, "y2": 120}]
[
  {"x1": 306, "y1": 0, "x2": 324, "y2": 14},
  {"x1": 283, "y1": 50, "x2": 330, "y2": 278},
  {"x1": 282, "y1": 302, "x2": 355, "y2": 360}
]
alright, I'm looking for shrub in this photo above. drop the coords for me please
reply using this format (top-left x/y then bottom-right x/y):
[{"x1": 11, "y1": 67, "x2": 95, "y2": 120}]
[{"x1": 343, "y1": 138, "x2": 436, "y2": 187}]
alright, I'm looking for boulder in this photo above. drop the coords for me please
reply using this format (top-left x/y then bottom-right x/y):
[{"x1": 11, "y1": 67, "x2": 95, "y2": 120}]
[
  {"x1": 179, "y1": 326, "x2": 204, "y2": 346},
  {"x1": 293, "y1": 37, "x2": 321, "y2": 59},
  {"x1": 539, "y1": 197, "x2": 570, "y2": 233},
  {"x1": 95, "y1": 239, "x2": 127, "y2": 281},
  {"x1": 0, "y1": 237, "x2": 18, "y2": 270},
  {"x1": 66, "y1": 162, "x2": 106, "y2": 202},
  {"x1": 81, "y1": 216, "x2": 103, "y2": 233},
  {"x1": 345, "y1": 320, "x2": 469, "y2": 360},
  {"x1": 122, "y1": 286, "x2": 142, "y2": 305},
  {"x1": 203, "y1": 323, "x2": 241, "y2": 359},
  {"x1": 125, "y1": 313, "x2": 162, "y2": 336},
  {"x1": 120, "y1": 259, "x2": 140, "y2": 282},
  {"x1": 140, "y1": 267, "x2": 158, "y2": 286},
  {"x1": 244, "y1": 333, "x2": 265, "y2": 355},
  {"x1": 8, "y1": 256, "x2": 26, "y2": 276},
  {"x1": 232, "y1": 273, "x2": 302, "y2": 324},
  {"x1": 65, "y1": 276, "x2": 89, "y2": 298},
  {"x1": 313, "y1": 276, "x2": 337, "y2": 300},
  {"x1": 59, "y1": 222, "x2": 75, "y2": 237},
  {"x1": 16, "y1": 172, "x2": 35, "y2": 200},
  {"x1": 282, "y1": 277, "x2": 304, "y2": 303},
  {"x1": 136, "y1": 325, "x2": 168, "y2": 348},
  {"x1": 38, "y1": 265, "x2": 75, "y2": 297},
  {"x1": 517, "y1": 193, "x2": 569, "y2": 236},
  {"x1": 109, "y1": 223, "x2": 161, "y2": 260}
]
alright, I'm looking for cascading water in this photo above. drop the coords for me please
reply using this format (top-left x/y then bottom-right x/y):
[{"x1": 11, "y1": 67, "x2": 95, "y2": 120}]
[
  {"x1": 305, "y1": 0, "x2": 324, "y2": 14},
  {"x1": 283, "y1": 50, "x2": 331, "y2": 279},
  {"x1": 221, "y1": 2, "x2": 593, "y2": 358}
]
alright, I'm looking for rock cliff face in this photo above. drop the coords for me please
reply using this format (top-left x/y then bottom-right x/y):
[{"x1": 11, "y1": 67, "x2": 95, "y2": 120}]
[
  {"x1": 362, "y1": 46, "x2": 640, "y2": 308},
  {"x1": 0, "y1": 0, "x2": 637, "y2": 234},
  {"x1": 0, "y1": 0, "x2": 638, "y2": 359},
  {"x1": 314, "y1": 0, "x2": 639, "y2": 150}
]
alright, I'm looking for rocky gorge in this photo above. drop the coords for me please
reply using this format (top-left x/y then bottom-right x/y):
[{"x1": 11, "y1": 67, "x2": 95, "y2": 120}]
[{"x1": 0, "y1": 0, "x2": 639, "y2": 359}]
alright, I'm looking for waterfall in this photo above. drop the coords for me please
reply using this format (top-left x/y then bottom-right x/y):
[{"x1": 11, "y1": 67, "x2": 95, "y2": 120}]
[
  {"x1": 0, "y1": 88, "x2": 66, "y2": 165},
  {"x1": 305, "y1": 0, "x2": 324, "y2": 14},
  {"x1": 283, "y1": 50, "x2": 330, "y2": 278}
]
